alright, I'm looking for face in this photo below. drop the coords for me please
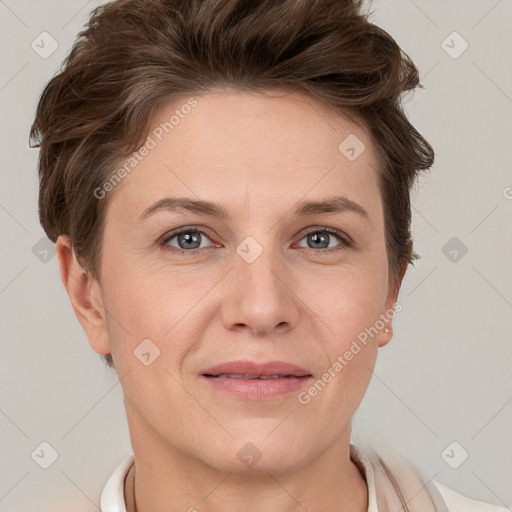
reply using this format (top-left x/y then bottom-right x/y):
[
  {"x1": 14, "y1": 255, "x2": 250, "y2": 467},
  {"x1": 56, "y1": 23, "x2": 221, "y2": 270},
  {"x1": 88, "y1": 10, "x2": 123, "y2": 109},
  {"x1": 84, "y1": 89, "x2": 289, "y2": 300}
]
[{"x1": 78, "y1": 88, "x2": 401, "y2": 474}]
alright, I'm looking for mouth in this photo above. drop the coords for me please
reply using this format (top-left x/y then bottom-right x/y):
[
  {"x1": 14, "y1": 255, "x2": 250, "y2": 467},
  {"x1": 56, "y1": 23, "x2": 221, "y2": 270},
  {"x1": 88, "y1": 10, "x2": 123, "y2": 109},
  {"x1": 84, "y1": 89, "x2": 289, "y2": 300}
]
[
  {"x1": 200, "y1": 359, "x2": 312, "y2": 378},
  {"x1": 203, "y1": 373, "x2": 311, "y2": 379},
  {"x1": 200, "y1": 360, "x2": 313, "y2": 399}
]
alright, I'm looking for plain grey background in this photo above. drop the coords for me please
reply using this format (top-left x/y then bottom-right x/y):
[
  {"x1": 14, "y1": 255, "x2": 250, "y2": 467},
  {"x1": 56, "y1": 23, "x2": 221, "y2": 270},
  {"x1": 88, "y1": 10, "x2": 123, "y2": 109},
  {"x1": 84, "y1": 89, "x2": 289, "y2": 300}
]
[{"x1": 1, "y1": 0, "x2": 511, "y2": 510}]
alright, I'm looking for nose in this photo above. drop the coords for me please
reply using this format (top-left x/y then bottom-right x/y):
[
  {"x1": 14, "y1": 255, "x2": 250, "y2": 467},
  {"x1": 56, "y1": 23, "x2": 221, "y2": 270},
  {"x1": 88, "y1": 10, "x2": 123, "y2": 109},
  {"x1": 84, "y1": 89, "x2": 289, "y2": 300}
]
[{"x1": 220, "y1": 246, "x2": 300, "y2": 337}]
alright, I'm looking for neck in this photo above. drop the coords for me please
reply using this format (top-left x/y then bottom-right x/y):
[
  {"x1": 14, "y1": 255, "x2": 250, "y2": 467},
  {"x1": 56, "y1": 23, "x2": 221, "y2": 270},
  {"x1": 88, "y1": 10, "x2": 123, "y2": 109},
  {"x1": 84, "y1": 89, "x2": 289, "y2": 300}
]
[{"x1": 123, "y1": 402, "x2": 368, "y2": 512}]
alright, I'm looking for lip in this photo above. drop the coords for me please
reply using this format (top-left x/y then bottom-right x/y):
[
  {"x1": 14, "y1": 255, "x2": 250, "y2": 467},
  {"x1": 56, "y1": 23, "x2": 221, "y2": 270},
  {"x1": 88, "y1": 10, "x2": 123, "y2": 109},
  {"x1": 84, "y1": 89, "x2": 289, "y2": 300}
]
[
  {"x1": 200, "y1": 360, "x2": 313, "y2": 400},
  {"x1": 201, "y1": 360, "x2": 311, "y2": 378}
]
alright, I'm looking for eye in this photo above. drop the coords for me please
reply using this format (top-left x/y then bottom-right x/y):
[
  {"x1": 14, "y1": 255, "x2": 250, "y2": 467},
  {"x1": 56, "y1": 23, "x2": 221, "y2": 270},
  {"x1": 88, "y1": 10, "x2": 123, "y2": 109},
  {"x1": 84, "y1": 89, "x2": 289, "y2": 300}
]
[
  {"x1": 159, "y1": 226, "x2": 352, "y2": 256},
  {"x1": 295, "y1": 227, "x2": 351, "y2": 252},
  {"x1": 160, "y1": 227, "x2": 216, "y2": 254}
]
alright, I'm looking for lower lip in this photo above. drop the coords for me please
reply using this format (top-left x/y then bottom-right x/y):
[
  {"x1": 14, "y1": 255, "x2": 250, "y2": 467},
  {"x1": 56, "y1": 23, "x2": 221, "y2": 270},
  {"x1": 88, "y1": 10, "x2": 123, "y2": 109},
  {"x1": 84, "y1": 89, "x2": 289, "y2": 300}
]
[{"x1": 201, "y1": 375, "x2": 313, "y2": 399}]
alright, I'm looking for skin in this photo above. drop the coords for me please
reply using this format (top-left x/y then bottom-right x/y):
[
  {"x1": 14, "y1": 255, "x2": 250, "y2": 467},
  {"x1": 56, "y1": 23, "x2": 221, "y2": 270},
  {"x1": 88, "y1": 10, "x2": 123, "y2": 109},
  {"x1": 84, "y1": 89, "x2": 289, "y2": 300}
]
[{"x1": 57, "y1": 88, "x2": 406, "y2": 512}]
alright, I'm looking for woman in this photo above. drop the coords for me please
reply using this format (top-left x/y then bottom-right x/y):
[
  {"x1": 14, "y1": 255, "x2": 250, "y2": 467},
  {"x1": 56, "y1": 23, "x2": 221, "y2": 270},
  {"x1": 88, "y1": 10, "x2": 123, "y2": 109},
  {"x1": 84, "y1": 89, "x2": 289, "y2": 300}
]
[{"x1": 30, "y1": 0, "x2": 507, "y2": 510}]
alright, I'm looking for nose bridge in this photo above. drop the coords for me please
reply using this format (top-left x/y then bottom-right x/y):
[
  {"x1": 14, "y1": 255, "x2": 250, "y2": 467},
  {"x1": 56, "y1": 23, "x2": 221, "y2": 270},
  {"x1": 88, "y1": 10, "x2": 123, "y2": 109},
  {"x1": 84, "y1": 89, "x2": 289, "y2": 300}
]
[
  {"x1": 221, "y1": 235, "x2": 298, "y2": 334},
  {"x1": 239, "y1": 243, "x2": 283, "y2": 297}
]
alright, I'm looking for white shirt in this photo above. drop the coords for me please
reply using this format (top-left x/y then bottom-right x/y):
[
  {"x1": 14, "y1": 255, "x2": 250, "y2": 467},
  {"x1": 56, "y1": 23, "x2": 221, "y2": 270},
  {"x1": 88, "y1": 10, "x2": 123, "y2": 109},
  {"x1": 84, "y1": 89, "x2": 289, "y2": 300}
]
[{"x1": 100, "y1": 444, "x2": 508, "y2": 512}]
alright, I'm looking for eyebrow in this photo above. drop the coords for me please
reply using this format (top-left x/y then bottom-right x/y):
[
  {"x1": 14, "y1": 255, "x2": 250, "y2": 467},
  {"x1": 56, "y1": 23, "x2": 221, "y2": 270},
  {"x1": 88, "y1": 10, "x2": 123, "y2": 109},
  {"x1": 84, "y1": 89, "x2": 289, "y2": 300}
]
[{"x1": 137, "y1": 195, "x2": 370, "y2": 224}]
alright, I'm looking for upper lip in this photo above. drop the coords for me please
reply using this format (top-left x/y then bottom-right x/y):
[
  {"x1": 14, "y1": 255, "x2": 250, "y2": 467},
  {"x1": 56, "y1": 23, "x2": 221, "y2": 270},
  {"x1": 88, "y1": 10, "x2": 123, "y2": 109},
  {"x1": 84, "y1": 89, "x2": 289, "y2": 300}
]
[{"x1": 201, "y1": 360, "x2": 311, "y2": 377}]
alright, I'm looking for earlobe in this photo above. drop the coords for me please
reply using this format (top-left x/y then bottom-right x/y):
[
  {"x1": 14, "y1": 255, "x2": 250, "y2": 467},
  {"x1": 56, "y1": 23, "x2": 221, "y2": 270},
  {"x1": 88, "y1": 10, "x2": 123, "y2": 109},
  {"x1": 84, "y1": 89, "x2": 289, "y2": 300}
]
[
  {"x1": 55, "y1": 235, "x2": 111, "y2": 356},
  {"x1": 378, "y1": 325, "x2": 394, "y2": 348}
]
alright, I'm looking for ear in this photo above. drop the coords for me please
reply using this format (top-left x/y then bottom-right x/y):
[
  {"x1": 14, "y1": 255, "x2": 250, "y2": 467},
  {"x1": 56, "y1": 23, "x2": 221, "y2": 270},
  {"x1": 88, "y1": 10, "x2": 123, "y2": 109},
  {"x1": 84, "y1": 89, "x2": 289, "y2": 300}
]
[
  {"x1": 56, "y1": 235, "x2": 111, "y2": 356},
  {"x1": 377, "y1": 259, "x2": 408, "y2": 348}
]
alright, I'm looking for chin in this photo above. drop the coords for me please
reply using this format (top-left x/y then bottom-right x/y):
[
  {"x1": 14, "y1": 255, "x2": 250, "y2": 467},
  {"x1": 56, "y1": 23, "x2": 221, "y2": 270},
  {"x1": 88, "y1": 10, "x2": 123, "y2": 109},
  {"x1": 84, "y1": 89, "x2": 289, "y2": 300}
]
[
  {"x1": 207, "y1": 452, "x2": 307, "y2": 476},
  {"x1": 198, "y1": 434, "x2": 314, "y2": 476}
]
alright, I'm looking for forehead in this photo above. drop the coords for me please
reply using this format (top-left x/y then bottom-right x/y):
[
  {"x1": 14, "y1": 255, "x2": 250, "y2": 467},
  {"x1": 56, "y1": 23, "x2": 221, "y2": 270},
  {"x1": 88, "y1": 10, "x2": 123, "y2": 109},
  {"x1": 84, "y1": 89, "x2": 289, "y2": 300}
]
[{"x1": 107, "y1": 88, "x2": 382, "y2": 224}]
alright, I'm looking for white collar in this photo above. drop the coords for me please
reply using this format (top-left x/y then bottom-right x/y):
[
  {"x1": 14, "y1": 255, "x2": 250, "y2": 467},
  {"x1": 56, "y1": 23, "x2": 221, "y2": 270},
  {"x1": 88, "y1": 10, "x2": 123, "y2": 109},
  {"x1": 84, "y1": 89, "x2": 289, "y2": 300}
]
[{"x1": 100, "y1": 453, "x2": 134, "y2": 512}]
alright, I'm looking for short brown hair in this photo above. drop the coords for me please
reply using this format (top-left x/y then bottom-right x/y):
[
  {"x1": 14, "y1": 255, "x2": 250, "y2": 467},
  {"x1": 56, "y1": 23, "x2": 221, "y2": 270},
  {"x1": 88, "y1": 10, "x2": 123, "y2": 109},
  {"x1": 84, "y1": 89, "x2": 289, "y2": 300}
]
[{"x1": 30, "y1": 0, "x2": 434, "y2": 369}]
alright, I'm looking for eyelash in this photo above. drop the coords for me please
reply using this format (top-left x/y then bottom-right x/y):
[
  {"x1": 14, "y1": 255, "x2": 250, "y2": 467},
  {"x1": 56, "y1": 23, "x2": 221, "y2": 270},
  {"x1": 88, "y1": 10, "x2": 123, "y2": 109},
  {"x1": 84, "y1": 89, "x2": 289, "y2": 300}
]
[{"x1": 158, "y1": 226, "x2": 353, "y2": 257}]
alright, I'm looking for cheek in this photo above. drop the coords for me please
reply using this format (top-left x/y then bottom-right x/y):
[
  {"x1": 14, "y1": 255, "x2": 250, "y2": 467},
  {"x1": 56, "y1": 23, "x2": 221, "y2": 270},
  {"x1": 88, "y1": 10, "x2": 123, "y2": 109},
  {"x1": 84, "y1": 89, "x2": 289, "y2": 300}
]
[
  {"x1": 100, "y1": 268, "x2": 207, "y2": 369},
  {"x1": 98, "y1": 268, "x2": 159, "y2": 364},
  {"x1": 302, "y1": 272, "x2": 383, "y2": 411},
  {"x1": 307, "y1": 263, "x2": 388, "y2": 341}
]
